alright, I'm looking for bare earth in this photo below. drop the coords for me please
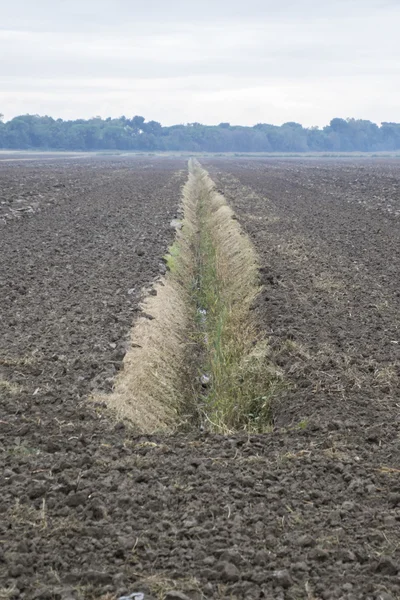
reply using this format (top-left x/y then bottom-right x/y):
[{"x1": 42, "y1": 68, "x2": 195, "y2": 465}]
[{"x1": 1, "y1": 157, "x2": 400, "y2": 600}]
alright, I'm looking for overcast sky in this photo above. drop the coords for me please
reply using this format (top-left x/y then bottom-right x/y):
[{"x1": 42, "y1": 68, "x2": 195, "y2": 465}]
[{"x1": 0, "y1": 0, "x2": 399, "y2": 126}]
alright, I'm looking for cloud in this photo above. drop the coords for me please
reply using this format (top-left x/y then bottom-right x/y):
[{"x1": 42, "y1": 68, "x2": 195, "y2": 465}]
[{"x1": 0, "y1": 0, "x2": 399, "y2": 125}]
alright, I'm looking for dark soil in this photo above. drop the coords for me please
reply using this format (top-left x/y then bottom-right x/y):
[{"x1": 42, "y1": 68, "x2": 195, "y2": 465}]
[
  {"x1": 1, "y1": 157, "x2": 400, "y2": 600},
  {"x1": 0, "y1": 156, "x2": 90, "y2": 222}
]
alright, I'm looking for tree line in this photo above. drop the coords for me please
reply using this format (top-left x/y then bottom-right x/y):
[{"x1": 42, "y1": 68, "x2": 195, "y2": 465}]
[{"x1": 1, "y1": 114, "x2": 400, "y2": 153}]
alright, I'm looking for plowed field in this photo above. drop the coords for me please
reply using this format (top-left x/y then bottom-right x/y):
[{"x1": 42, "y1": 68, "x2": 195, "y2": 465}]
[{"x1": 1, "y1": 157, "x2": 400, "y2": 600}]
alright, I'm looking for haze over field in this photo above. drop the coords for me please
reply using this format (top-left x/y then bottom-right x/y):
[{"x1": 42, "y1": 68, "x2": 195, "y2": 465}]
[{"x1": 1, "y1": 0, "x2": 399, "y2": 127}]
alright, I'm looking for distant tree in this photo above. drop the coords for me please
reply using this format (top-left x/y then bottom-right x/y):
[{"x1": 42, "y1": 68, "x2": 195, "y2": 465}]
[
  {"x1": 282, "y1": 121, "x2": 304, "y2": 130},
  {"x1": 381, "y1": 122, "x2": 400, "y2": 150},
  {"x1": 129, "y1": 115, "x2": 145, "y2": 131},
  {"x1": 307, "y1": 126, "x2": 327, "y2": 151},
  {"x1": 0, "y1": 113, "x2": 399, "y2": 152},
  {"x1": 252, "y1": 130, "x2": 272, "y2": 151},
  {"x1": 144, "y1": 120, "x2": 162, "y2": 135},
  {"x1": 329, "y1": 118, "x2": 349, "y2": 133}
]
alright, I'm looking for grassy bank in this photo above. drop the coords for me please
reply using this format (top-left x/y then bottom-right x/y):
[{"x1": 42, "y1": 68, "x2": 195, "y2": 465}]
[
  {"x1": 189, "y1": 161, "x2": 283, "y2": 432},
  {"x1": 98, "y1": 159, "x2": 283, "y2": 433}
]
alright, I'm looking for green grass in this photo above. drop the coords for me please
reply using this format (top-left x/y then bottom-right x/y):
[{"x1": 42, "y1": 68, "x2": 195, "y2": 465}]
[
  {"x1": 164, "y1": 240, "x2": 181, "y2": 273},
  {"x1": 189, "y1": 166, "x2": 284, "y2": 432}
]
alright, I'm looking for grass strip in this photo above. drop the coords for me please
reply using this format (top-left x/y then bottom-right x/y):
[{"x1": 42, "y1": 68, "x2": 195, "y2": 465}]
[
  {"x1": 95, "y1": 159, "x2": 284, "y2": 433},
  {"x1": 189, "y1": 160, "x2": 284, "y2": 433}
]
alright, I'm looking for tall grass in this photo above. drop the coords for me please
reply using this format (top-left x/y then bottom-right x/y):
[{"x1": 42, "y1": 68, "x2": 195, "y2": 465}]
[
  {"x1": 190, "y1": 161, "x2": 284, "y2": 433},
  {"x1": 95, "y1": 159, "x2": 283, "y2": 433}
]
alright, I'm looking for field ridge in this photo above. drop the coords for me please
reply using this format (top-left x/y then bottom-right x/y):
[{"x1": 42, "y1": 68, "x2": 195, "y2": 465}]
[{"x1": 99, "y1": 159, "x2": 280, "y2": 432}]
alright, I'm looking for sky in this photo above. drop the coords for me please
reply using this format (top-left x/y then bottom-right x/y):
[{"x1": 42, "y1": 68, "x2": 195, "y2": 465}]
[{"x1": 0, "y1": 0, "x2": 399, "y2": 127}]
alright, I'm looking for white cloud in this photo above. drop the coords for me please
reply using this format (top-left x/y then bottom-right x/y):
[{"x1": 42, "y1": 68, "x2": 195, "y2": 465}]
[{"x1": 0, "y1": 0, "x2": 399, "y2": 125}]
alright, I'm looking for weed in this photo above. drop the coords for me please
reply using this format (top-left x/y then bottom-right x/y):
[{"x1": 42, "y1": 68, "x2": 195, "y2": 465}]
[
  {"x1": 9, "y1": 499, "x2": 47, "y2": 530},
  {"x1": 0, "y1": 586, "x2": 17, "y2": 600},
  {"x1": 9, "y1": 442, "x2": 41, "y2": 458},
  {"x1": 0, "y1": 354, "x2": 36, "y2": 367},
  {"x1": 163, "y1": 240, "x2": 181, "y2": 273},
  {"x1": 131, "y1": 572, "x2": 202, "y2": 599},
  {"x1": 0, "y1": 379, "x2": 21, "y2": 395},
  {"x1": 189, "y1": 162, "x2": 284, "y2": 432}
]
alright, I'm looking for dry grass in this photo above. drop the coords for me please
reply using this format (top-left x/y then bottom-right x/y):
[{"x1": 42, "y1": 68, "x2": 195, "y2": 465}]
[
  {"x1": 130, "y1": 573, "x2": 203, "y2": 599},
  {"x1": 0, "y1": 586, "x2": 17, "y2": 600},
  {"x1": 374, "y1": 365, "x2": 398, "y2": 387},
  {"x1": 0, "y1": 354, "x2": 36, "y2": 367},
  {"x1": 313, "y1": 274, "x2": 344, "y2": 295},
  {"x1": 93, "y1": 166, "x2": 198, "y2": 433},
  {"x1": 9, "y1": 498, "x2": 48, "y2": 530},
  {"x1": 276, "y1": 238, "x2": 311, "y2": 264},
  {"x1": 0, "y1": 378, "x2": 21, "y2": 395},
  {"x1": 94, "y1": 275, "x2": 192, "y2": 432}
]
